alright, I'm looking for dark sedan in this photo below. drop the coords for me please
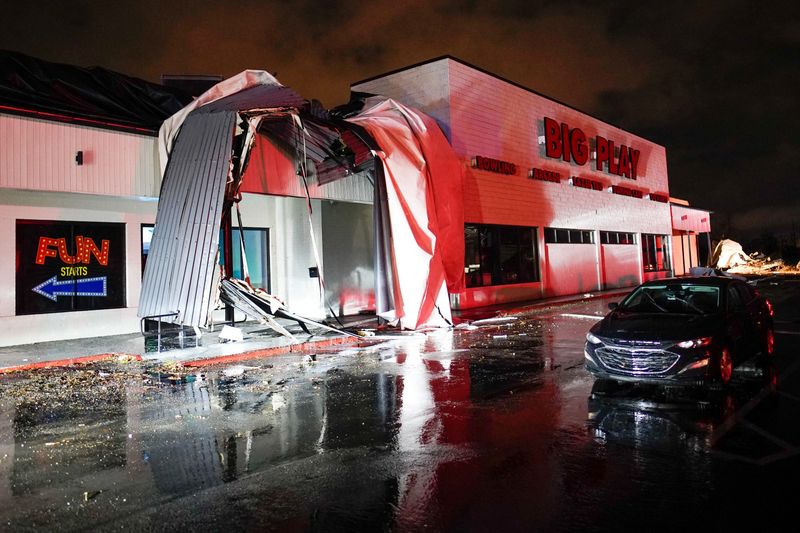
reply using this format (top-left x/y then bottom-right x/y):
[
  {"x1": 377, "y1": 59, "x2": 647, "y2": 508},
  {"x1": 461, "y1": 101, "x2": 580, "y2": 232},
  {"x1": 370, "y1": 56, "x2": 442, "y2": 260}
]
[{"x1": 585, "y1": 276, "x2": 774, "y2": 387}]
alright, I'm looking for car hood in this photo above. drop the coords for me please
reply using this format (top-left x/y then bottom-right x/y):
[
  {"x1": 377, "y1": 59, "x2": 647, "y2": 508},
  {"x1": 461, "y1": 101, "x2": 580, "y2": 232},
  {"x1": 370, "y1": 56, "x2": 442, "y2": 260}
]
[{"x1": 592, "y1": 311, "x2": 722, "y2": 342}]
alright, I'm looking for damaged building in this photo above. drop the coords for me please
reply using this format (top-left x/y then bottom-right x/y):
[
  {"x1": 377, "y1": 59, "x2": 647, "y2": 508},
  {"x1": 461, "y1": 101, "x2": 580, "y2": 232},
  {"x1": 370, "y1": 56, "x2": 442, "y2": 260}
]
[{"x1": 0, "y1": 52, "x2": 713, "y2": 346}]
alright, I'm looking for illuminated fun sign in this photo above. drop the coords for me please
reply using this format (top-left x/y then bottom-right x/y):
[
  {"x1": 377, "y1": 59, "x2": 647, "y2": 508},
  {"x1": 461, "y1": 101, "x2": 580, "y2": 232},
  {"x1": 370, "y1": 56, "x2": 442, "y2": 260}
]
[
  {"x1": 542, "y1": 117, "x2": 641, "y2": 179},
  {"x1": 16, "y1": 220, "x2": 125, "y2": 315},
  {"x1": 35, "y1": 236, "x2": 110, "y2": 265}
]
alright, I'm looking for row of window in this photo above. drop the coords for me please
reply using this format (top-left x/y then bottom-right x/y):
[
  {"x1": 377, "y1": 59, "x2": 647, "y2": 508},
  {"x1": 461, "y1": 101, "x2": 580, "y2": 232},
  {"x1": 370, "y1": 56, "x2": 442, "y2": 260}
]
[
  {"x1": 465, "y1": 223, "x2": 671, "y2": 288},
  {"x1": 17, "y1": 217, "x2": 672, "y2": 315}
]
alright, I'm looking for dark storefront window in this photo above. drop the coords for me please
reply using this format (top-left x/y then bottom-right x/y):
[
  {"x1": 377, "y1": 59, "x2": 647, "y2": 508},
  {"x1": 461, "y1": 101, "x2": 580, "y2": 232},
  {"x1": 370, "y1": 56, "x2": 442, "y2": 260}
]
[
  {"x1": 600, "y1": 231, "x2": 637, "y2": 245},
  {"x1": 16, "y1": 220, "x2": 126, "y2": 315},
  {"x1": 544, "y1": 227, "x2": 595, "y2": 244},
  {"x1": 642, "y1": 233, "x2": 671, "y2": 272},
  {"x1": 465, "y1": 224, "x2": 538, "y2": 287}
]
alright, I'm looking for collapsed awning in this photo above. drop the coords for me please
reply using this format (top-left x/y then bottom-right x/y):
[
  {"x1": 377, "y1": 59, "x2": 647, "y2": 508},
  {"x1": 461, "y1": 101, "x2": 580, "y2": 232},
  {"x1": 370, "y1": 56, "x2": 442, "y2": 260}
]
[{"x1": 139, "y1": 71, "x2": 464, "y2": 331}]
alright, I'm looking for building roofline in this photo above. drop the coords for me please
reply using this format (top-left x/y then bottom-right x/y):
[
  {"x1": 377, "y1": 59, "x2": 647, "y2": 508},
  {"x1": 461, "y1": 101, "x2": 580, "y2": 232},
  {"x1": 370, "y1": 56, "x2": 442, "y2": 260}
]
[
  {"x1": 351, "y1": 55, "x2": 664, "y2": 147},
  {"x1": 0, "y1": 104, "x2": 158, "y2": 136},
  {"x1": 670, "y1": 202, "x2": 714, "y2": 214}
]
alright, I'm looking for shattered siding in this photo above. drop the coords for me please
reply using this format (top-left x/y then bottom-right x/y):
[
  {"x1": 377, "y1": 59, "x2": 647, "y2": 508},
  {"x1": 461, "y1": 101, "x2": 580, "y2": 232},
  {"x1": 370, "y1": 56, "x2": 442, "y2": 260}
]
[{"x1": 138, "y1": 111, "x2": 235, "y2": 326}]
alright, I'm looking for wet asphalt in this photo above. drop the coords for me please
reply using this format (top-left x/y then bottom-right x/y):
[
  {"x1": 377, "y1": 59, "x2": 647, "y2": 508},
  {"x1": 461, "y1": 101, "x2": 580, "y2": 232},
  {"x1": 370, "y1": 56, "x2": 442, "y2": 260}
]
[{"x1": 0, "y1": 278, "x2": 799, "y2": 532}]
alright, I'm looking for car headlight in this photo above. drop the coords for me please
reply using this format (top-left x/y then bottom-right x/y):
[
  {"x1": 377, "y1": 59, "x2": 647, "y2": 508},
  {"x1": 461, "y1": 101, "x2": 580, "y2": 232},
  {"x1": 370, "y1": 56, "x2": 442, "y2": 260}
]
[
  {"x1": 586, "y1": 332, "x2": 602, "y2": 344},
  {"x1": 677, "y1": 337, "x2": 713, "y2": 349}
]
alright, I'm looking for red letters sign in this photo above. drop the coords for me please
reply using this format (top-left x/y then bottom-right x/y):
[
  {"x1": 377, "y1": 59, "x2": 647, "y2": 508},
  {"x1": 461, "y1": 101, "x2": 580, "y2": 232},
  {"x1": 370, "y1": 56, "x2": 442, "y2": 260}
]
[
  {"x1": 648, "y1": 193, "x2": 669, "y2": 203},
  {"x1": 528, "y1": 167, "x2": 561, "y2": 183},
  {"x1": 472, "y1": 155, "x2": 517, "y2": 175},
  {"x1": 609, "y1": 185, "x2": 643, "y2": 198},
  {"x1": 569, "y1": 176, "x2": 603, "y2": 191},
  {"x1": 35, "y1": 236, "x2": 110, "y2": 266},
  {"x1": 543, "y1": 117, "x2": 641, "y2": 179}
]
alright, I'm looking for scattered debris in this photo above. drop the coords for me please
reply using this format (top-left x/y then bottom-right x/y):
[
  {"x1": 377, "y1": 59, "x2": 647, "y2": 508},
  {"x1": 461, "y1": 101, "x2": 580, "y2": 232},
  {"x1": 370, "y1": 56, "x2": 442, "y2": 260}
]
[
  {"x1": 713, "y1": 239, "x2": 800, "y2": 276},
  {"x1": 271, "y1": 394, "x2": 286, "y2": 410},
  {"x1": 471, "y1": 316, "x2": 519, "y2": 326},
  {"x1": 222, "y1": 365, "x2": 258, "y2": 378},
  {"x1": 83, "y1": 490, "x2": 102, "y2": 502},
  {"x1": 218, "y1": 325, "x2": 244, "y2": 343}
]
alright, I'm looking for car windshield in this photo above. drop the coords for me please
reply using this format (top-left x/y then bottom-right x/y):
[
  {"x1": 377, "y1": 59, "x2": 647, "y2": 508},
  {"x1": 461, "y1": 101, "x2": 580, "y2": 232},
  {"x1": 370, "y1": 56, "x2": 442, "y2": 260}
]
[{"x1": 618, "y1": 283, "x2": 721, "y2": 314}]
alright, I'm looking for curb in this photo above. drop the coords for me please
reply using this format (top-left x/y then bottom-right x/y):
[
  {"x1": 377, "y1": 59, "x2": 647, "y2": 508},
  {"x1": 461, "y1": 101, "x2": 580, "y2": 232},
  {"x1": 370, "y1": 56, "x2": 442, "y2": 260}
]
[
  {"x1": 182, "y1": 335, "x2": 367, "y2": 368},
  {"x1": 0, "y1": 290, "x2": 632, "y2": 374},
  {"x1": 469, "y1": 289, "x2": 632, "y2": 319},
  {"x1": 0, "y1": 353, "x2": 143, "y2": 374}
]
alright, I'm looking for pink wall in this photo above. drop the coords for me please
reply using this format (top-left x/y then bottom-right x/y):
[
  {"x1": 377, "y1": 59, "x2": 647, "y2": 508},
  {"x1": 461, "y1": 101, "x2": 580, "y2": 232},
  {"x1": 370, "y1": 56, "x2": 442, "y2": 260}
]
[
  {"x1": 671, "y1": 204, "x2": 711, "y2": 233},
  {"x1": 543, "y1": 244, "x2": 600, "y2": 297},
  {"x1": 600, "y1": 245, "x2": 641, "y2": 289},
  {"x1": 672, "y1": 233, "x2": 699, "y2": 276}
]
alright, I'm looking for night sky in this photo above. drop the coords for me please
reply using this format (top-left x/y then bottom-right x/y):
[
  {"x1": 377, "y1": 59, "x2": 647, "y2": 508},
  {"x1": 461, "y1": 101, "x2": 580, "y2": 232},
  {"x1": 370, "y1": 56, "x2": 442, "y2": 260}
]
[{"x1": 2, "y1": 1, "x2": 797, "y2": 241}]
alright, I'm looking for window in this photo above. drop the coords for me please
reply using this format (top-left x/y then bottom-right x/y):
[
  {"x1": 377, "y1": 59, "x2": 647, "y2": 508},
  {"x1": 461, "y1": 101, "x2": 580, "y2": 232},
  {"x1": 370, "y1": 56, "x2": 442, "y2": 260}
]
[
  {"x1": 144, "y1": 224, "x2": 270, "y2": 290},
  {"x1": 220, "y1": 228, "x2": 270, "y2": 291},
  {"x1": 465, "y1": 224, "x2": 539, "y2": 287},
  {"x1": 727, "y1": 285, "x2": 745, "y2": 313},
  {"x1": 600, "y1": 231, "x2": 636, "y2": 245},
  {"x1": 642, "y1": 233, "x2": 671, "y2": 272},
  {"x1": 544, "y1": 227, "x2": 595, "y2": 244},
  {"x1": 17, "y1": 220, "x2": 126, "y2": 315},
  {"x1": 620, "y1": 283, "x2": 720, "y2": 314},
  {"x1": 141, "y1": 224, "x2": 154, "y2": 275}
]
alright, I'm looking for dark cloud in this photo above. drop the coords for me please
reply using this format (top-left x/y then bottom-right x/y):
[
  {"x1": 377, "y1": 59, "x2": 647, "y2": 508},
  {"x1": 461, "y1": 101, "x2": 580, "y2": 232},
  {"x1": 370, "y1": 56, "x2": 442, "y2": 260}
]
[
  {"x1": 593, "y1": 1, "x2": 800, "y2": 237},
  {"x1": 1, "y1": 0, "x2": 796, "y2": 238}
]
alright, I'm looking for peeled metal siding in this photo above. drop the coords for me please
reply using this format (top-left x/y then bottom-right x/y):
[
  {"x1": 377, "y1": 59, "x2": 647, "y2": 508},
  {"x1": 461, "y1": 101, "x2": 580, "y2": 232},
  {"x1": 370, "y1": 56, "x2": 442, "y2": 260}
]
[{"x1": 139, "y1": 110, "x2": 235, "y2": 326}]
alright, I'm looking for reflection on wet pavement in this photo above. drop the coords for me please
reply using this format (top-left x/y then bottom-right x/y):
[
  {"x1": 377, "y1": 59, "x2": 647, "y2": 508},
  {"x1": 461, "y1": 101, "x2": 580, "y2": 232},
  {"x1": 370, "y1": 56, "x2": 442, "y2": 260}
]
[{"x1": 0, "y1": 294, "x2": 795, "y2": 531}]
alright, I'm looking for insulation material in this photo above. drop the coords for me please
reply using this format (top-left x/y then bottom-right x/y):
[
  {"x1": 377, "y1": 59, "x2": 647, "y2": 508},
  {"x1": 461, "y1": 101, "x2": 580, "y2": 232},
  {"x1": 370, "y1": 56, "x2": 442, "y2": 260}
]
[
  {"x1": 347, "y1": 98, "x2": 465, "y2": 329},
  {"x1": 712, "y1": 239, "x2": 800, "y2": 275},
  {"x1": 712, "y1": 239, "x2": 751, "y2": 269}
]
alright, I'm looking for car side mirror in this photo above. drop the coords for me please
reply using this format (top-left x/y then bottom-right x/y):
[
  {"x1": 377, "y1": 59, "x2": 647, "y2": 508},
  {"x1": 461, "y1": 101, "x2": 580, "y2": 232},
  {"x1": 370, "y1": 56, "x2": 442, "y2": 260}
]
[{"x1": 608, "y1": 302, "x2": 619, "y2": 311}]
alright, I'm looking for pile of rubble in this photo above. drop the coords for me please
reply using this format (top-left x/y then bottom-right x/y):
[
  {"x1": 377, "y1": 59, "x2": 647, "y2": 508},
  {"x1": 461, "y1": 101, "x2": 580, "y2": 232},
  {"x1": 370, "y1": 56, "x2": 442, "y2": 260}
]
[{"x1": 713, "y1": 239, "x2": 800, "y2": 276}]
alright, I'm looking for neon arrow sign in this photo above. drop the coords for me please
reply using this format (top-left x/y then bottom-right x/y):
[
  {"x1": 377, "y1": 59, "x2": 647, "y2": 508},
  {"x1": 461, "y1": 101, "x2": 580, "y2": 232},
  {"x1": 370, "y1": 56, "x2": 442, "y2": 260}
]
[{"x1": 32, "y1": 276, "x2": 108, "y2": 301}]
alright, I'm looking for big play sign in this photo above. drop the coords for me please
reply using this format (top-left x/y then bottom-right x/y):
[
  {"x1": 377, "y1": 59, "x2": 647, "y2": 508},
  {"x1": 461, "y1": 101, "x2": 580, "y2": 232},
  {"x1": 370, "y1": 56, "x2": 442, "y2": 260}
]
[{"x1": 542, "y1": 117, "x2": 641, "y2": 180}]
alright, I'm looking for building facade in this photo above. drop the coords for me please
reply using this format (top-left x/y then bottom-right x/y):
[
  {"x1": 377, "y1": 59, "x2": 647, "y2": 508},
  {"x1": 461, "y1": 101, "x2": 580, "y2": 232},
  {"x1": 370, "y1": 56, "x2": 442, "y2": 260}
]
[
  {"x1": 1, "y1": 55, "x2": 712, "y2": 346},
  {"x1": 353, "y1": 57, "x2": 709, "y2": 309}
]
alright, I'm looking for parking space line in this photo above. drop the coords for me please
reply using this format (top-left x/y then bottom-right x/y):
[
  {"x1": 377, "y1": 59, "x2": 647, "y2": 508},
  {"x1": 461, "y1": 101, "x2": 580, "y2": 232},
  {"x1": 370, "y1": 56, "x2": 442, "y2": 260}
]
[
  {"x1": 739, "y1": 419, "x2": 797, "y2": 450},
  {"x1": 776, "y1": 330, "x2": 800, "y2": 335},
  {"x1": 560, "y1": 314, "x2": 603, "y2": 320},
  {"x1": 710, "y1": 357, "x2": 800, "y2": 465}
]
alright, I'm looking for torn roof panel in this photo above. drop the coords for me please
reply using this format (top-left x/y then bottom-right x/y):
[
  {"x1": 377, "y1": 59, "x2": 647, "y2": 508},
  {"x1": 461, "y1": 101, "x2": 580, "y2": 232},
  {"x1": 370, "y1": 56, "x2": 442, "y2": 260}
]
[{"x1": 196, "y1": 84, "x2": 305, "y2": 113}]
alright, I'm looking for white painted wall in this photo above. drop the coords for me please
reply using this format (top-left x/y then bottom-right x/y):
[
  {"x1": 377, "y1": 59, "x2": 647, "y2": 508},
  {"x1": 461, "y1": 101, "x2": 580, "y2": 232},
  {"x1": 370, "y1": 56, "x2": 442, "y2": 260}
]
[
  {"x1": 0, "y1": 189, "x2": 157, "y2": 346},
  {"x1": 0, "y1": 113, "x2": 160, "y2": 197},
  {"x1": 234, "y1": 193, "x2": 326, "y2": 319}
]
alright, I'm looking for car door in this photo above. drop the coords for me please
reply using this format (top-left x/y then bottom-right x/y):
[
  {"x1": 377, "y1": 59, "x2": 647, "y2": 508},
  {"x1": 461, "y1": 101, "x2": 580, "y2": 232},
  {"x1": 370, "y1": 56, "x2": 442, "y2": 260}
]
[
  {"x1": 735, "y1": 282, "x2": 765, "y2": 351},
  {"x1": 726, "y1": 284, "x2": 749, "y2": 360}
]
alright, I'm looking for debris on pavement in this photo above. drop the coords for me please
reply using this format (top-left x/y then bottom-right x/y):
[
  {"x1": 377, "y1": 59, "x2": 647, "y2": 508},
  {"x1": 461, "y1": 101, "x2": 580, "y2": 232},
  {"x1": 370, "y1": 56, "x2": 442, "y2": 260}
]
[{"x1": 713, "y1": 238, "x2": 800, "y2": 275}]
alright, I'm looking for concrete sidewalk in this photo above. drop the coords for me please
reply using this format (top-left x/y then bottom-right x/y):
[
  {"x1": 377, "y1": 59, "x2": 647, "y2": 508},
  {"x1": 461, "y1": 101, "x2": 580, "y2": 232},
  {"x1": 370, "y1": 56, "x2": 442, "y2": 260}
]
[{"x1": 0, "y1": 287, "x2": 630, "y2": 372}]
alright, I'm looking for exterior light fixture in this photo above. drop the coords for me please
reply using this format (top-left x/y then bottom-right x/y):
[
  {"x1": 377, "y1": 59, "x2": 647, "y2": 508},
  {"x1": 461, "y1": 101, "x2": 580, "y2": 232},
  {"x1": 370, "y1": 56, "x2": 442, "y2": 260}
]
[{"x1": 75, "y1": 151, "x2": 84, "y2": 165}]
